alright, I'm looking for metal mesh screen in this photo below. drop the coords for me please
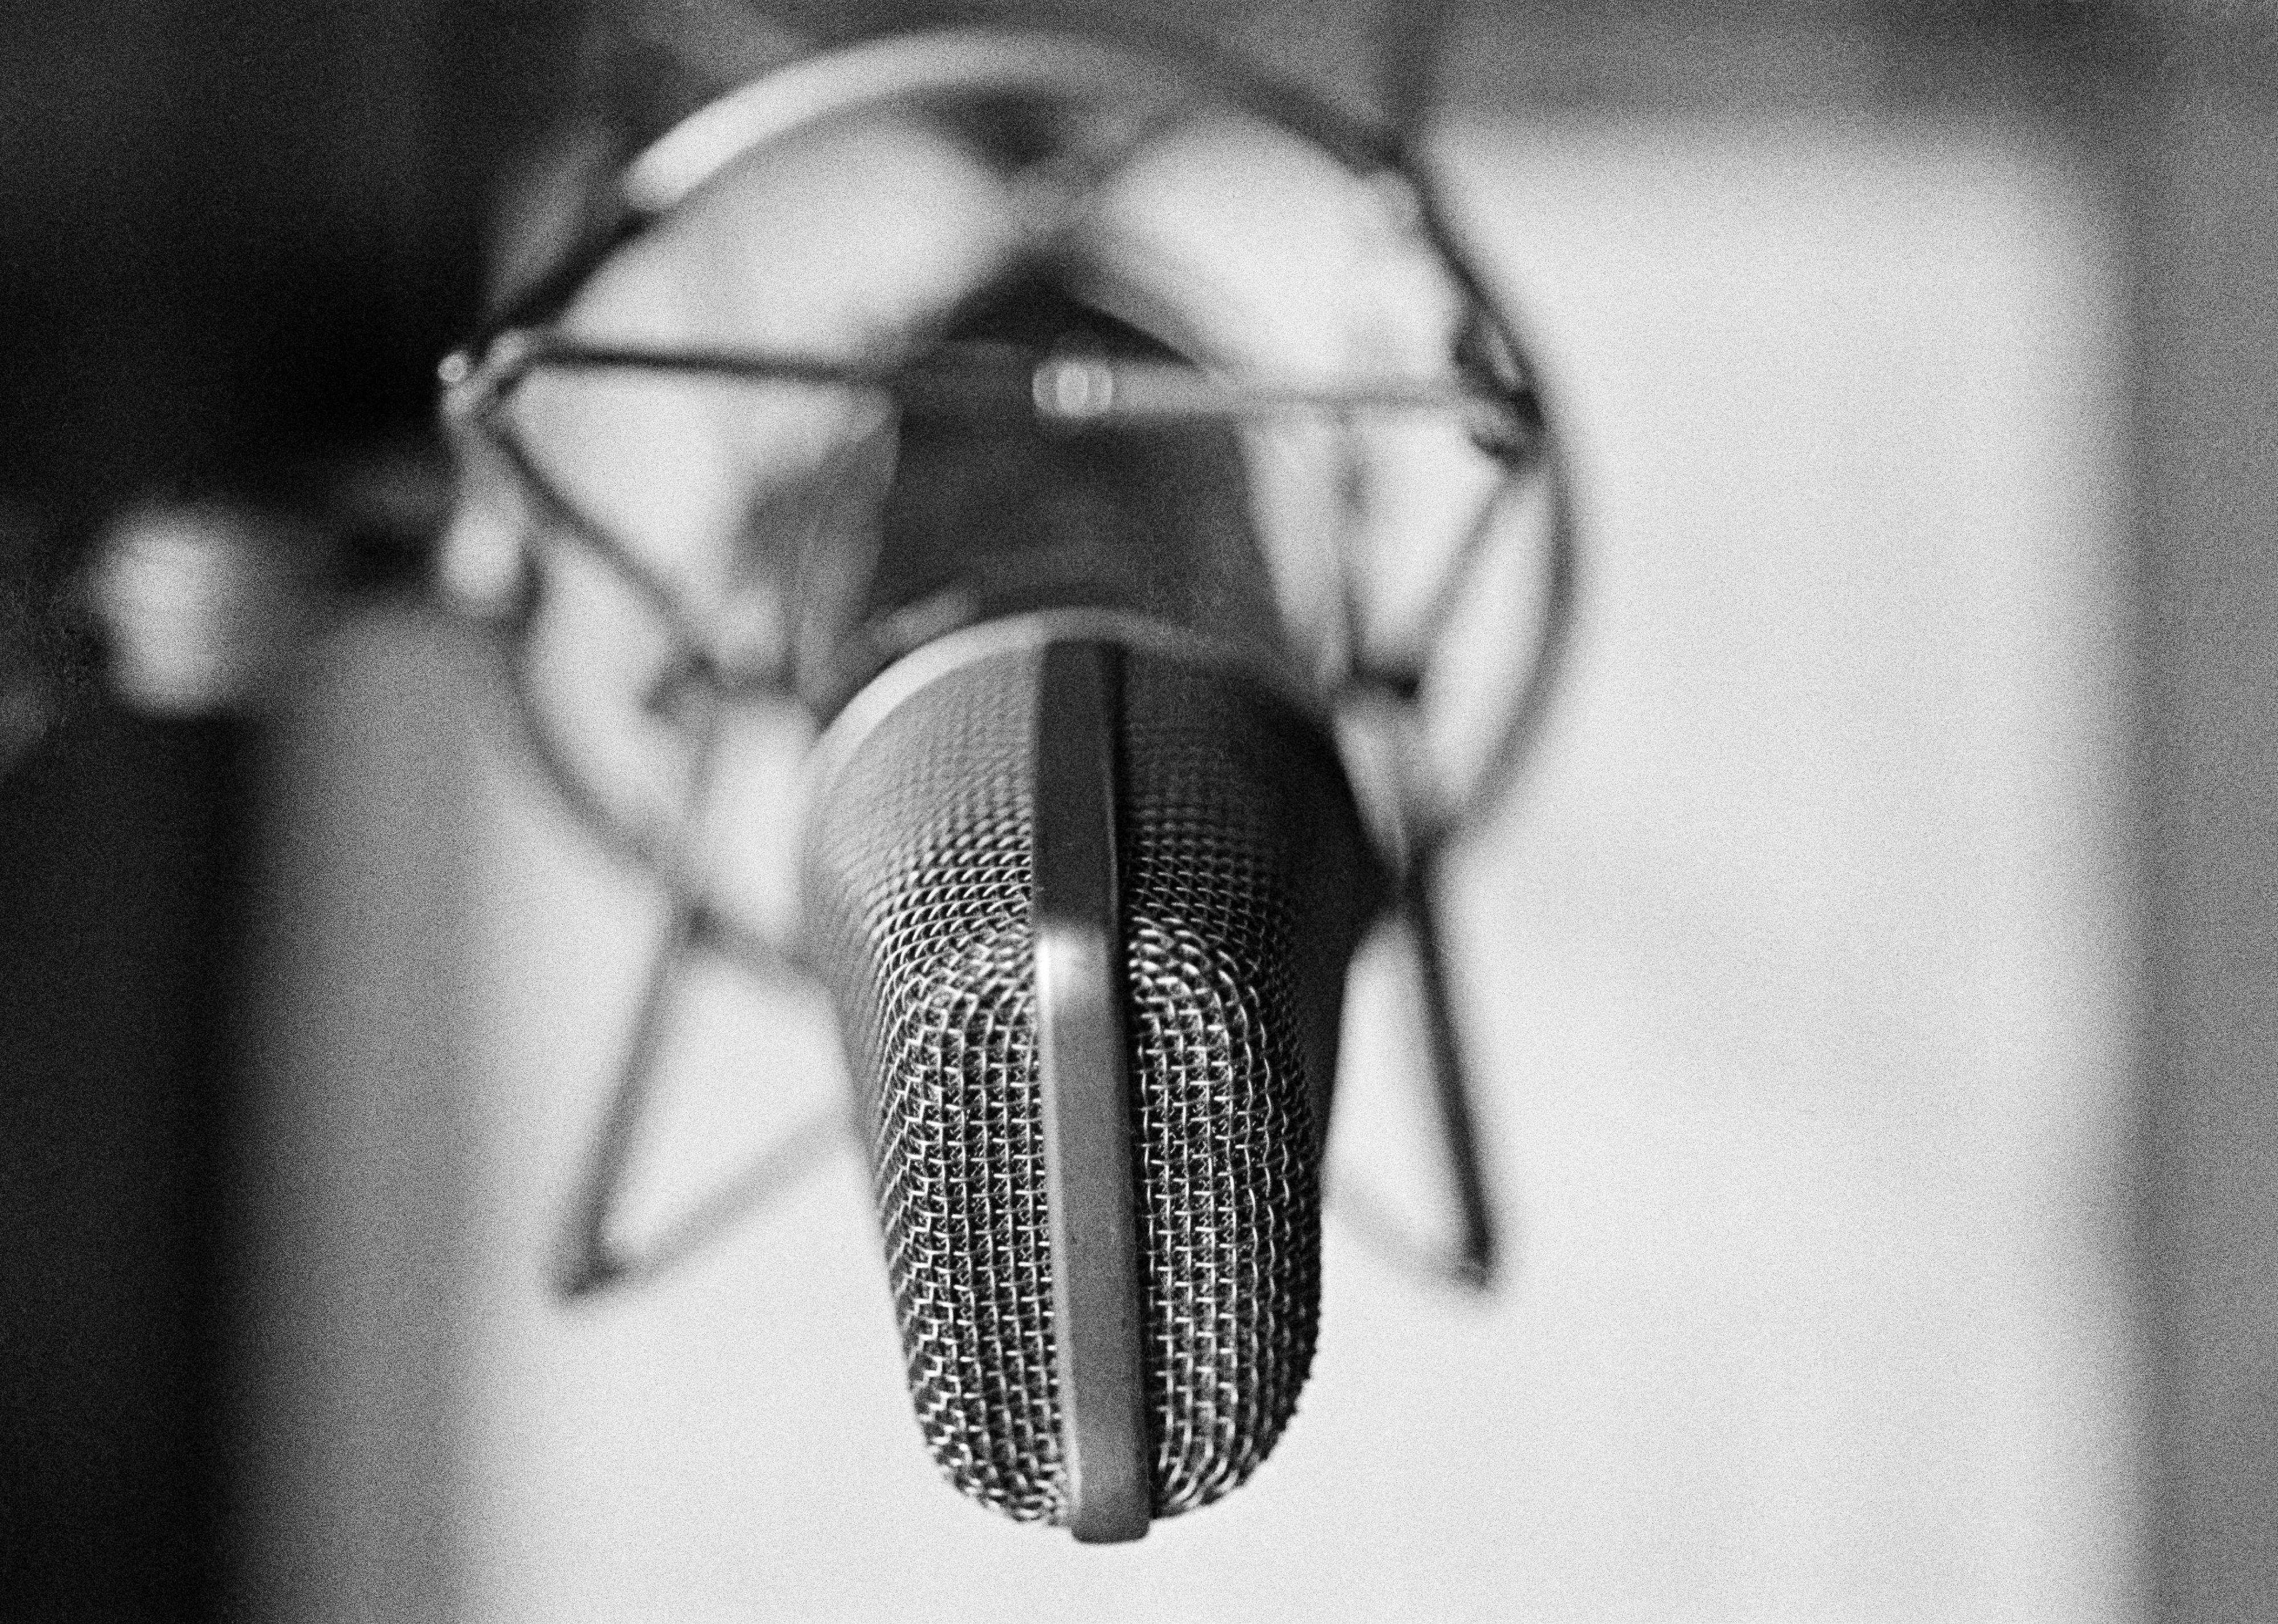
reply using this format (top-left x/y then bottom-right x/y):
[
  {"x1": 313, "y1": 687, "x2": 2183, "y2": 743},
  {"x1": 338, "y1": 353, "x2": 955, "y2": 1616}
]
[{"x1": 801, "y1": 638, "x2": 1380, "y2": 1523}]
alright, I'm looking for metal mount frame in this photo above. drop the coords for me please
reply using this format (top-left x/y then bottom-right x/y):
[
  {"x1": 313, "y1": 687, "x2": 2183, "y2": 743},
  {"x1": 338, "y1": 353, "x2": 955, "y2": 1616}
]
[{"x1": 435, "y1": 23, "x2": 1582, "y2": 1314}]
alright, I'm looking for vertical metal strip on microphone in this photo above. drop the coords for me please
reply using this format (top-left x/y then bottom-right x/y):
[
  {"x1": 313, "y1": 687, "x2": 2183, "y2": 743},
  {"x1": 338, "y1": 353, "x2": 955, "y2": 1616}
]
[{"x1": 1030, "y1": 639, "x2": 1150, "y2": 1543}]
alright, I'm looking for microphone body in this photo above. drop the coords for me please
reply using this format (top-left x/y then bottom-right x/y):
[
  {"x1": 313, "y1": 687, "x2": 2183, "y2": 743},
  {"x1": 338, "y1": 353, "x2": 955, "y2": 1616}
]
[
  {"x1": 792, "y1": 275, "x2": 1302, "y2": 721},
  {"x1": 798, "y1": 279, "x2": 1385, "y2": 1533}
]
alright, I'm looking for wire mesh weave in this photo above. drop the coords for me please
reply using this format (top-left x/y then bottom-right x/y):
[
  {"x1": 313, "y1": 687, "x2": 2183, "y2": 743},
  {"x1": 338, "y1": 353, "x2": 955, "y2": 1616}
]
[{"x1": 801, "y1": 639, "x2": 1380, "y2": 1521}]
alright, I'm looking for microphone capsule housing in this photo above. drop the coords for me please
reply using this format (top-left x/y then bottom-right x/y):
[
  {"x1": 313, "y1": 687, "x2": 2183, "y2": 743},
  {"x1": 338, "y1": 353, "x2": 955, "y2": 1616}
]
[{"x1": 801, "y1": 622, "x2": 1382, "y2": 1529}]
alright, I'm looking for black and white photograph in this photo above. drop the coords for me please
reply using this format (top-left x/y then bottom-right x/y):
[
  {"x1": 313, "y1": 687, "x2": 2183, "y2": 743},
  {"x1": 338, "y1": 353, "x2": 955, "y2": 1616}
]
[{"x1": 0, "y1": 1, "x2": 2268, "y2": 1618}]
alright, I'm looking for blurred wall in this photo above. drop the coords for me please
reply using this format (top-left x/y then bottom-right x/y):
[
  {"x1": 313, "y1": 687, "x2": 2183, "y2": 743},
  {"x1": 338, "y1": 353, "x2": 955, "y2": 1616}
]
[
  {"x1": 446, "y1": 108, "x2": 2134, "y2": 1622},
  {"x1": 245, "y1": 7, "x2": 2165, "y2": 1621}
]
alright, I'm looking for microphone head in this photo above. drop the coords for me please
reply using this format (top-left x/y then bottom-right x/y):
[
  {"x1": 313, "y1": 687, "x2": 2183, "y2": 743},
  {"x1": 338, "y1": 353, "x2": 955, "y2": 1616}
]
[{"x1": 801, "y1": 629, "x2": 1383, "y2": 1527}]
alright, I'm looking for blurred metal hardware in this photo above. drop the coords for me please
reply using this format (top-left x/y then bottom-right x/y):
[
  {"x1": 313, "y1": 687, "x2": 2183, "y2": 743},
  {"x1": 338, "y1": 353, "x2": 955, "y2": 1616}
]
[{"x1": 85, "y1": 448, "x2": 449, "y2": 721}]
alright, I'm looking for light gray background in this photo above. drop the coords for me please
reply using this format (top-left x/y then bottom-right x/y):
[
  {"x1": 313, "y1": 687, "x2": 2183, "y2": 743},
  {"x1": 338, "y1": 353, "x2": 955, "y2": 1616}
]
[{"x1": 245, "y1": 97, "x2": 2138, "y2": 1618}]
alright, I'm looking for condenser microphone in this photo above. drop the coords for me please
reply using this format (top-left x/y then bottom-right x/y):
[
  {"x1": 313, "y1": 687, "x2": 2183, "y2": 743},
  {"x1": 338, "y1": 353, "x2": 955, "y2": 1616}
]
[
  {"x1": 438, "y1": 22, "x2": 1560, "y2": 1550},
  {"x1": 798, "y1": 279, "x2": 1385, "y2": 1540}
]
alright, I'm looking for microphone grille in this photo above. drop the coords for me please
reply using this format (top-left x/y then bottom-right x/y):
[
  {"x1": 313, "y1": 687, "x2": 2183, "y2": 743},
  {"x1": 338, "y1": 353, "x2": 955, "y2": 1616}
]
[{"x1": 802, "y1": 639, "x2": 1379, "y2": 1525}]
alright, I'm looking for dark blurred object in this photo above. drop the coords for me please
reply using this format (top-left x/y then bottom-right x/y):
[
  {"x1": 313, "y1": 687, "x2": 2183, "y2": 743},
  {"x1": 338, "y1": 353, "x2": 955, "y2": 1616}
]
[
  {"x1": 87, "y1": 443, "x2": 451, "y2": 720},
  {"x1": 0, "y1": 707, "x2": 244, "y2": 1619},
  {"x1": 0, "y1": 1, "x2": 574, "y2": 1618},
  {"x1": 0, "y1": 503, "x2": 99, "y2": 778}
]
